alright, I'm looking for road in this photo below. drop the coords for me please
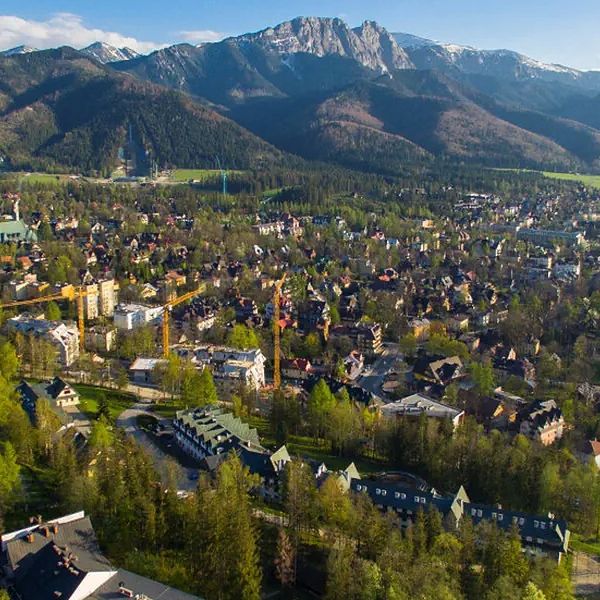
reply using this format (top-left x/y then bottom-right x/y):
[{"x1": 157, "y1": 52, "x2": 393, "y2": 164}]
[
  {"x1": 357, "y1": 344, "x2": 402, "y2": 401},
  {"x1": 116, "y1": 403, "x2": 197, "y2": 493}
]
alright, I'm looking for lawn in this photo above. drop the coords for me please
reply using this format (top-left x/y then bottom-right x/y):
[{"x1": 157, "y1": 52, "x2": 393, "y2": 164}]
[
  {"x1": 571, "y1": 534, "x2": 600, "y2": 556},
  {"x1": 248, "y1": 416, "x2": 386, "y2": 474},
  {"x1": 495, "y1": 168, "x2": 600, "y2": 189},
  {"x1": 75, "y1": 384, "x2": 136, "y2": 420},
  {"x1": 12, "y1": 172, "x2": 75, "y2": 185},
  {"x1": 170, "y1": 169, "x2": 245, "y2": 182},
  {"x1": 541, "y1": 171, "x2": 600, "y2": 189}
]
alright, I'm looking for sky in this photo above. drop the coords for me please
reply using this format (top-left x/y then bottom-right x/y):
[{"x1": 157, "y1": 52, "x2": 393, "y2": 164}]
[{"x1": 2, "y1": 0, "x2": 600, "y2": 70}]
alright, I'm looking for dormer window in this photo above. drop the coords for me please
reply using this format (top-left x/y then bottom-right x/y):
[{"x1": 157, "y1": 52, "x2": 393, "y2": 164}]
[
  {"x1": 376, "y1": 488, "x2": 381, "y2": 495},
  {"x1": 356, "y1": 484, "x2": 362, "y2": 491},
  {"x1": 381, "y1": 490, "x2": 387, "y2": 497},
  {"x1": 401, "y1": 493, "x2": 406, "y2": 500},
  {"x1": 534, "y1": 520, "x2": 539, "y2": 528}
]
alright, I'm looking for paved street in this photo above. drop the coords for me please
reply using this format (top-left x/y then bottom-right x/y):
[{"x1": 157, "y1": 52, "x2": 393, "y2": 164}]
[
  {"x1": 116, "y1": 403, "x2": 197, "y2": 493},
  {"x1": 357, "y1": 344, "x2": 402, "y2": 401}
]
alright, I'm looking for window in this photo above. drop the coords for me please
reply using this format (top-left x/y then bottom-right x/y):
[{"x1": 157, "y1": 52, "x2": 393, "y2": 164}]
[
  {"x1": 540, "y1": 522, "x2": 546, "y2": 530},
  {"x1": 381, "y1": 490, "x2": 387, "y2": 497},
  {"x1": 356, "y1": 485, "x2": 362, "y2": 491},
  {"x1": 471, "y1": 509, "x2": 477, "y2": 517},
  {"x1": 537, "y1": 538, "x2": 544, "y2": 545},
  {"x1": 421, "y1": 497, "x2": 426, "y2": 504},
  {"x1": 526, "y1": 536, "x2": 533, "y2": 542},
  {"x1": 519, "y1": 518, "x2": 525, "y2": 525},
  {"x1": 492, "y1": 512, "x2": 497, "y2": 519},
  {"x1": 498, "y1": 514, "x2": 503, "y2": 522},
  {"x1": 395, "y1": 492, "x2": 400, "y2": 499},
  {"x1": 401, "y1": 493, "x2": 406, "y2": 500},
  {"x1": 534, "y1": 520, "x2": 539, "y2": 528},
  {"x1": 414, "y1": 496, "x2": 420, "y2": 502},
  {"x1": 376, "y1": 488, "x2": 381, "y2": 495},
  {"x1": 477, "y1": 510, "x2": 483, "y2": 517}
]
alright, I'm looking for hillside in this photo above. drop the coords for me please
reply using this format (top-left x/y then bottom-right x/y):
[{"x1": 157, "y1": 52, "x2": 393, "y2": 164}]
[
  {"x1": 231, "y1": 73, "x2": 582, "y2": 172},
  {"x1": 0, "y1": 48, "x2": 287, "y2": 174},
  {"x1": 111, "y1": 17, "x2": 600, "y2": 172}
]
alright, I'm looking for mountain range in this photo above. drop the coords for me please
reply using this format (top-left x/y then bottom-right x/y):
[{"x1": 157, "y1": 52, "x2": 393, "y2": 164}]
[{"x1": 3, "y1": 16, "x2": 600, "y2": 175}]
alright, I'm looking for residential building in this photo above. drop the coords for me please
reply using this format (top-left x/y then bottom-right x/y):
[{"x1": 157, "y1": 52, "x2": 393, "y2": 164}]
[
  {"x1": 174, "y1": 405, "x2": 264, "y2": 461},
  {"x1": 519, "y1": 400, "x2": 565, "y2": 445},
  {"x1": 7, "y1": 315, "x2": 80, "y2": 366},
  {"x1": 85, "y1": 325, "x2": 117, "y2": 353},
  {"x1": 129, "y1": 357, "x2": 167, "y2": 385},
  {"x1": 330, "y1": 323, "x2": 383, "y2": 356},
  {"x1": 114, "y1": 303, "x2": 163, "y2": 330},
  {"x1": 381, "y1": 393, "x2": 464, "y2": 429},
  {"x1": 175, "y1": 345, "x2": 267, "y2": 390},
  {"x1": 350, "y1": 479, "x2": 569, "y2": 563},
  {"x1": 0, "y1": 511, "x2": 202, "y2": 600}
]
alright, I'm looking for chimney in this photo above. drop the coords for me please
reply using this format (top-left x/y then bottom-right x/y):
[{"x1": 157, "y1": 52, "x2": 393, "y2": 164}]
[
  {"x1": 25, "y1": 533, "x2": 34, "y2": 543},
  {"x1": 50, "y1": 523, "x2": 59, "y2": 535},
  {"x1": 41, "y1": 526, "x2": 49, "y2": 538}
]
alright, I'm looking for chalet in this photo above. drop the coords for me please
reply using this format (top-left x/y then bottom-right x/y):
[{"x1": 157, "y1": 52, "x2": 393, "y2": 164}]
[
  {"x1": 412, "y1": 354, "x2": 465, "y2": 391},
  {"x1": 282, "y1": 358, "x2": 313, "y2": 381},
  {"x1": 0, "y1": 511, "x2": 202, "y2": 600},
  {"x1": 350, "y1": 479, "x2": 569, "y2": 563},
  {"x1": 518, "y1": 400, "x2": 564, "y2": 446}
]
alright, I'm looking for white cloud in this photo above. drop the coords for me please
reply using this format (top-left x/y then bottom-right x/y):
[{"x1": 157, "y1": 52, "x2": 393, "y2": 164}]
[
  {"x1": 178, "y1": 30, "x2": 225, "y2": 44},
  {"x1": 0, "y1": 13, "x2": 163, "y2": 53}
]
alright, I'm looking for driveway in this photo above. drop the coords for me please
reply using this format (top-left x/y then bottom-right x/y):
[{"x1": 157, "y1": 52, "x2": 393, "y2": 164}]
[
  {"x1": 357, "y1": 344, "x2": 401, "y2": 400},
  {"x1": 116, "y1": 403, "x2": 197, "y2": 493}
]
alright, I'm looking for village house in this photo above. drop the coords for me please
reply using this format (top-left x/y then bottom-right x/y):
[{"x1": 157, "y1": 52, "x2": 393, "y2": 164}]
[
  {"x1": 518, "y1": 400, "x2": 565, "y2": 445},
  {"x1": 0, "y1": 512, "x2": 202, "y2": 600}
]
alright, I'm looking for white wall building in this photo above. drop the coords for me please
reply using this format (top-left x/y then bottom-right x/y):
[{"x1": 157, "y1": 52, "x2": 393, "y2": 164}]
[{"x1": 114, "y1": 303, "x2": 163, "y2": 330}]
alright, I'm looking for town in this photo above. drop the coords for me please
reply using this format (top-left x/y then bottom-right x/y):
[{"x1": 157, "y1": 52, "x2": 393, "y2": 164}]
[{"x1": 0, "y1": 166, "x2": 598, "y2": 599}]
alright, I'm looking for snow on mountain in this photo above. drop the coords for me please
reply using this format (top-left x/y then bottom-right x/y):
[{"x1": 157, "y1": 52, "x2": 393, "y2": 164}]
[
  {"x1": 233, "y1": 17, "x2": 413, "y2": 73},
  {"x1": 80, "y1": 42, "x2": 140, "y2": 64},
  {"x1": 1, "y1": 45, "x2": 38, "y2": 56},
  {"x1": 392, "y1": 32, "x2": 438, "y2": 49}
]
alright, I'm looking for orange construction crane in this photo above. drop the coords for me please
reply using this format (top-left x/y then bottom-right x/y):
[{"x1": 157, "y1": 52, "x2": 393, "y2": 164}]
[
  {"x1": 162, "y1": 283, "x2": 206, "y2": 358},
  {"x1": 0, "y1": 285, "x2": 91, "y2": 351},
  {"x1": 272, "y1": 273, "x2": 287, "y2": 390}
]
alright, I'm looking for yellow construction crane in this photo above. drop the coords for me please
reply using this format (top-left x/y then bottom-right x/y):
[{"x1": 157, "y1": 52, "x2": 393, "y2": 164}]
[
  {"x1": 272, "y1": 273, "x2": 287, "y2": 390},
  {"x1": 0, "y1": 285, "x2": 90, "y2": 351},
  {"x1": 162, "y1": 284, "x2": 206, "y2": 358}
]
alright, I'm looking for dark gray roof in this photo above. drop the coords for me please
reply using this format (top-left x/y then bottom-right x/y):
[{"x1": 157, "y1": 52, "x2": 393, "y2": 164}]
[
  {"x1": 90, "y1": 569, "x2": 202, "y2": 600},
  {"x1": 5, "y1": 516, "x2": 113, "y2": 579}
]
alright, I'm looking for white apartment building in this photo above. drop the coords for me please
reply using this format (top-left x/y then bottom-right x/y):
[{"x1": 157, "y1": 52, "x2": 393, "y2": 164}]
[{"x1": 114, "y1": 303, "x2": 163, "y2": 330}]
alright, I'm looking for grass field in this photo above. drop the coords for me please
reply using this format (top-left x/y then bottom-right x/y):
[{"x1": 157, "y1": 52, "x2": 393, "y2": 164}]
[
  {"x1": 540, "y1": 171, "x2": 600, "y2": 188},
  {"x1": 571, "y1": 534, "x2": 600, "y2": 556},
  {"x1": 249, "y1": 415, "x2": 386, "y2": 474},
  {"x1": 75, "y1": 384, "x2": 136, "y2": 420},
  {"x1": 496, "y1": 168, "x2": 600, "y2": 189},
  {"x1": 9, "y1": 172, "x2": 76, "y2": 185},
  {"x1": 170, "y1": 169, "x2": 244, "y2": 182}
]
